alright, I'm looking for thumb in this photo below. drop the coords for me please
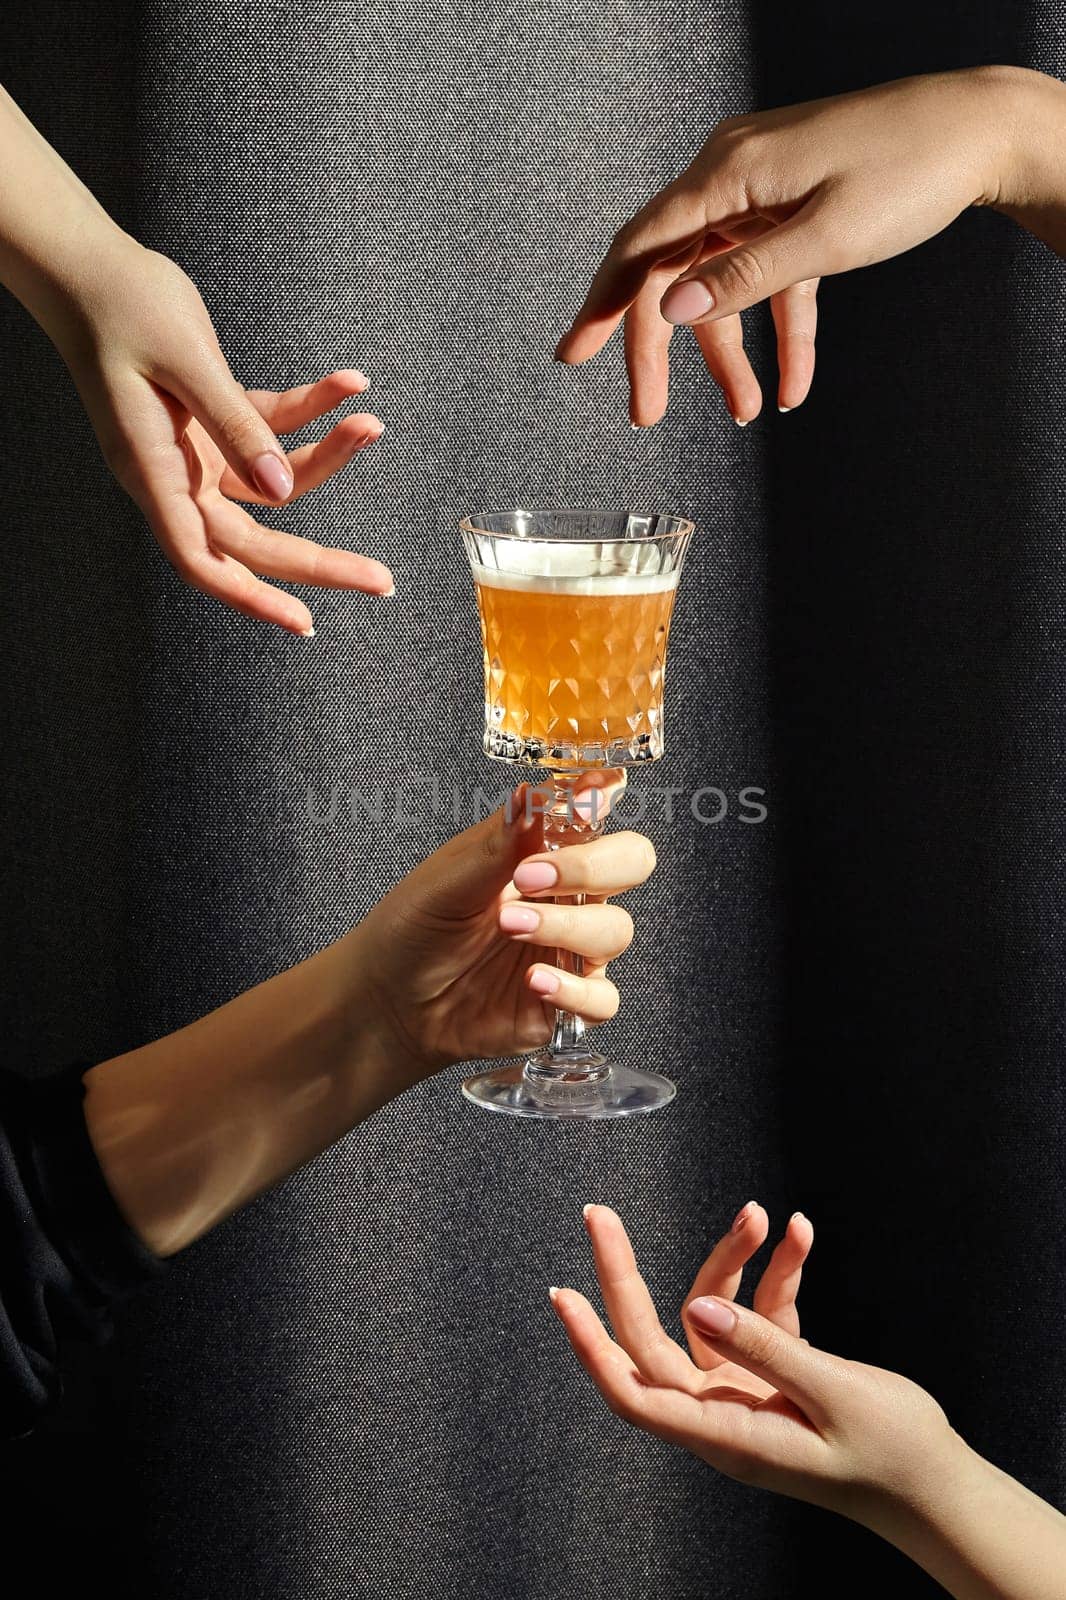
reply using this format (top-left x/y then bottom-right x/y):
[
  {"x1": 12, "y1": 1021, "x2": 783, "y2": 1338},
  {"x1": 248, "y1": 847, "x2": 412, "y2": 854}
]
[
  {"x1": 412, "y1": 785, "x2": 543, "y2": 920},
  {"x1": 162, "y1": 346, "x2": 295, "y2": 503},
  {"x1": 661, "y1": 196, "x2": 836, "y2": 327},
  {"x1": 686, "y1": 1297, "x2": 842, "y2": 1430},
  {"x1": 418, "y1": 773, "x2": 627, "y2": 919}
]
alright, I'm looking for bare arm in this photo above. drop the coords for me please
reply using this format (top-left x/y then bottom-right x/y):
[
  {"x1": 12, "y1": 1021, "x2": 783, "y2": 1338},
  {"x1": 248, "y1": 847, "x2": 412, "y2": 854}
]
[
  {"x1": 869, "y1": 1442, "x2": 1066, "y2": 1600},
  {"x1": 84, "y1": 786, "x2": 652, "y2": 1255}
]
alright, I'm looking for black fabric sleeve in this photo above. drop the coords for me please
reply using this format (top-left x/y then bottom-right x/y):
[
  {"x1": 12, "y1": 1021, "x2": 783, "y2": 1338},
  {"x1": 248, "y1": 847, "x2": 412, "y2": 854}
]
[{"x1": 0, "y1": 1062, "x2": 163, "y2": 1440}]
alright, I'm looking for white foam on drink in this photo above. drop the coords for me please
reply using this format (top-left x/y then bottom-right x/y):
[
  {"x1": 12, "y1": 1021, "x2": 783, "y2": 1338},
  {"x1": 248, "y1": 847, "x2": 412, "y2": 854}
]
[{"x1": 471, "y1": 560, "x2": 678, "y2": 596}]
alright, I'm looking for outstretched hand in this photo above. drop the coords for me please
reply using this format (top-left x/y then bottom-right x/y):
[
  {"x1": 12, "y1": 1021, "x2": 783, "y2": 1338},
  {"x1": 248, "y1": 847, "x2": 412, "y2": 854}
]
[
  {"x1": 550, "y1": 1205, "x2": 1066, "y2": 1600},
  {"x1": 556, "y1": 66, "x2": 1064, "y2": 426},
  {"x1": 551, "y1": 1203, "x2": 952, "y2": 1516},
  {"x1": 54, "y1": 238, "x2": 392, "y2": 633}
]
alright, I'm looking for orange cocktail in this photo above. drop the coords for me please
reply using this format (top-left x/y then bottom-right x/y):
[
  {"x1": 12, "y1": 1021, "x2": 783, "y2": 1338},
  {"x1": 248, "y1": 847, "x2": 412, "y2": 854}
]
[{"x1": 473, "y1": 569, "x2": 679, "y2": 765}]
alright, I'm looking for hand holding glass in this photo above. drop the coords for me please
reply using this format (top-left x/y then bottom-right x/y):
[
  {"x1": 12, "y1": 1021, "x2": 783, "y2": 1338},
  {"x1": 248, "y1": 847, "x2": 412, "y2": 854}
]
[{"x1": 459, "y1": 510, "x2": 693, "y2": 1119}]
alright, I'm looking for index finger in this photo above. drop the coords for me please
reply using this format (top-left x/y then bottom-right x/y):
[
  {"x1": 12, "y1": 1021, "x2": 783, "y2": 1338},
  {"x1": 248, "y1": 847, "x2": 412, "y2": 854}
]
[
  {"x1": 583, "y1": 1205, "x2": 700, "y2": 1388},
  {"x1": 550, "y1": 1287, "x2": 707, "y2": 1440},
  {"x1": 555, "y1": 189, "x2": 709, "y2": 366},
  {"x1": 526, "y1": 769, "x2": 627, "y2": 838},
  {"x1": 512, "y1": 830, "x2": 657, "y2": 898}
]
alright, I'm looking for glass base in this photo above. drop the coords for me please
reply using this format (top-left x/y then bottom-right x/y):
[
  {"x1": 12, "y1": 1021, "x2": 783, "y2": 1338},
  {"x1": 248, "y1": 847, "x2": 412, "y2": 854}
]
[{"x1": 461, "y1": 1050, "x2": 677, "y2": 1121}]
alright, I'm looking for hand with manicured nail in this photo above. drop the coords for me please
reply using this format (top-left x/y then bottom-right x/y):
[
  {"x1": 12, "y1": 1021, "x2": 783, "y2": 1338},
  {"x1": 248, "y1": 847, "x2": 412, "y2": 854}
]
[
  {"x1": 556, "y1": 66, "x2": 1066, "y2": 427},
  {"x1": 0, "y1": 84, "x2": 391, "y2": 634},
  {"x1": 357, "y1": 775, "x2": 655, "y2": 1072},
  {"x1": 551, "y1": 1204, "x2": 1066, "y2": 1600}
]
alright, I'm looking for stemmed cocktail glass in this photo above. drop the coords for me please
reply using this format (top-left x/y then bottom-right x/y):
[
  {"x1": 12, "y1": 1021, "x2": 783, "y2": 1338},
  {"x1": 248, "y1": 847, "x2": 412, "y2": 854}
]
[{"x1": 458, "y1": 510, "x2": 693, "y2": 1121}]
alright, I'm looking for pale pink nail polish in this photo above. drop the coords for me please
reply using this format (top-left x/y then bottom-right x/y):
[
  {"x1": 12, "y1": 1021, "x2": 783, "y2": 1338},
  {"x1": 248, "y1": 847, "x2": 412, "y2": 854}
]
[
  {"x1": 571, "y1": 788, "x2": 607, "y2": 824},
  {"x1": 662, "y1": 281, "x2": 714, "y2": 324},
  {"x1": 252, "y1": 453, "x2": 293, "y2": 500},
  {"x1": 731, "y1": 1201, "x2": 755, "y2": 1233},
  {"x1": 513, "y1": 860, "x2": 558, "y2": 893},
  {"x1": 499, "y1": 904, "x2": 540, "y2": 934},
  {"x1": 687, "y1": 1297, "x2": 737, "y2": 1337},
  {"x1": 528, "y1": 969, "x2": 560, "y2": 997}
]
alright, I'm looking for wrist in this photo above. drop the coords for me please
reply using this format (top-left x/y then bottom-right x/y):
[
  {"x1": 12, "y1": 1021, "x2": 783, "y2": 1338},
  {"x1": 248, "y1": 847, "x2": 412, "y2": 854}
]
[
  {"x1": 1, "y1": 191, "x2": 120, "y2": 327},
  {"x1": 856, "y1": 1432, "x2": 1066, "y2": 1600},
  {"x1": 332, "y1": 925, "x2": 441, "y2": 1112},
  {"x1": 968, "y1": 65, "x2": 1066, "y2": 217},
  {"x1": 854, "y1": 1426, "x2": 985, "y2": 1548},
  {"x1": 30, "y1": 222, "x2": 145, "y2": 363}
]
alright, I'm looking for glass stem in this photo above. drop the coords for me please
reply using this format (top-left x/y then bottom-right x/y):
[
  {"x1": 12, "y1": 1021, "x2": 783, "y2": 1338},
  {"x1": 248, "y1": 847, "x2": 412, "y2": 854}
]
[{"x1": 541, "y1": 772, "x2": 605, "y2": 1064}]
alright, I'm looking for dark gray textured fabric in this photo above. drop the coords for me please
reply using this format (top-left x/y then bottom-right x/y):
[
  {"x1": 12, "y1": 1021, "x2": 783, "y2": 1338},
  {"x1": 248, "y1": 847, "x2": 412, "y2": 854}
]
[{"x1": 1, "y1": 4, "x2": 1064, "y2": 1597}]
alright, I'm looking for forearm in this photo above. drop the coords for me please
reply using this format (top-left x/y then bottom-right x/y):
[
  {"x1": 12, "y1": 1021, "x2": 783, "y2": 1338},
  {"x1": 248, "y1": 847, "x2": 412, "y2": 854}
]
[
  {"x1": 988, "y1": 65, "x2": 1066, "y2": 255},
  {"x1": 0, "y1": 83, "x2": 129, "y2": 338},
  {"x1": 82, "y1": 927, "x2": 422, "y2": 1256},
  {"x1": 865, "y1": 1436, "x2": 1066, "y2": 1600}
]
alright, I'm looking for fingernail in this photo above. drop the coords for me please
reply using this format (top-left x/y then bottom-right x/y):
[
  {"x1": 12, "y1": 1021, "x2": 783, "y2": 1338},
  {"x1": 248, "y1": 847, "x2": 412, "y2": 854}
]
[
  {"x1": 350, "y1": 370, "x2": 368, "y2": 390},
  {"x1": 779, "y1": 405, "x2": 792, "y2": 414},
  {"x1": 731, "y1": 1201, "x2": 756, "y2": 1233},
  {"x1": 687, "y1": 1297, "x2": 737, "y2": 1337},
  {"x1": 347, "y1": 421, "x2": 383, "y2": 452},
  {"x1": 582, "y1": 1203, "x2": 594, "y2": 1219},
  {"x1": 499, "y1": 904, "x2": 540, "y2": 934},
  {"x1": 548, "y1": 1286, "x2": 561, "y2": 1303},
  {"x1": 662, "y1": 280, "x2": 714, "y2": 324},
  {"x1": 734, "y1": 417, "x2": 749, "y2": 429},
  {"x1": 360, "y1": 557, "x2": 393, "y2": 592},
  {"x1": 571, "y1": 789, "x2": 606, "y2": 824},
  {"x1": 528, "y1": 969, "x2": 560, "y2": 997},
  {"x1": 299, "y1": 625, "x2": 316, "y2": 639},
  {"x1": 513, "y1": 860, "x2": 558, "y2": 893},
  {"x1": 252, "y1": 453, "x2": 293, "y2": 500},
  {"x1": 791, "y1": 1210, "x2": 807, "y2": 1222}
]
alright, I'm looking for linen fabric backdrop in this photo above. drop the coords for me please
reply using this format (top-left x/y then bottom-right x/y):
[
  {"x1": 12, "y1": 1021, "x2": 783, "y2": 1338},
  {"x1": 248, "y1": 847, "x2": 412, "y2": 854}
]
[{"x1": 1, "y1": 4, "x2": 1064, "y2": 1597}]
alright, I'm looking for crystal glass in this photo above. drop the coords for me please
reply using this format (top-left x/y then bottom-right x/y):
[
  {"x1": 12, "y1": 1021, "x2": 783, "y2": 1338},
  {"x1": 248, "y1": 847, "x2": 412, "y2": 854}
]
[{"x1": 458, "y1": 509, "x2": 693, "y2": 1119}]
